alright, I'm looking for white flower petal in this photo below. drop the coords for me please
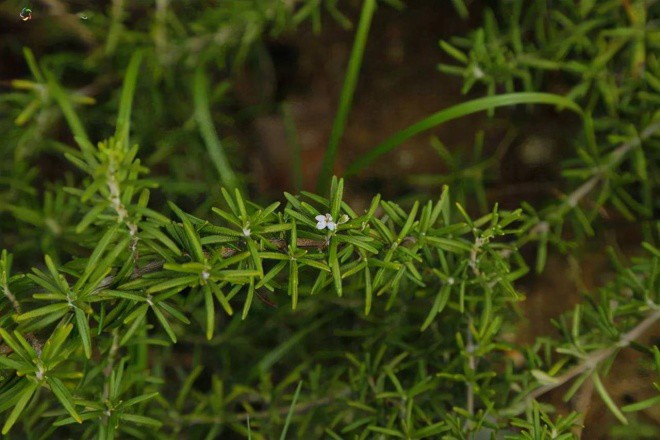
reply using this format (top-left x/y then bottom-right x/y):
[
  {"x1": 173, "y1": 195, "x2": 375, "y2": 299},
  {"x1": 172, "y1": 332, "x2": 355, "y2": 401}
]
[{"x1": 316, "y1": 213, "x2": 337, "y2": 230}]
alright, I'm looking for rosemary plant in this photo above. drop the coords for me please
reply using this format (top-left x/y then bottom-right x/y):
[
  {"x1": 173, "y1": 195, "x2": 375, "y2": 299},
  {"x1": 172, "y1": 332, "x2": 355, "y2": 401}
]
[{"x1": 1, "y1": 1, "x2": 658, "y2": 438}]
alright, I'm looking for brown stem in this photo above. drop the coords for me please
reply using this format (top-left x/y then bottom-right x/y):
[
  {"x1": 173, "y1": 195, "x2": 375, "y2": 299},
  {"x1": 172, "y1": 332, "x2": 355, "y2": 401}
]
[
  {"x1": 554, "y1": 122, "x2": 660, "y2": 218},
  {"x1": 93, "y1": 237, "x2": 328, "y2": 293},
  {"x1": 525, "y1": 308, "x2": 660, "y2": 402},
  {"x1": 2, "y1": 284, "x2": 21, "y2": 314}
]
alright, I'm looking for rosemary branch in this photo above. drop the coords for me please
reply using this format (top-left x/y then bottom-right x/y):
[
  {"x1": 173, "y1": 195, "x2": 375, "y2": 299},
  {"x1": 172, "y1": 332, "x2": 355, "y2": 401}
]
[
  {"x1": 556, "y1": 122, "x2": 660, "y2": 217},
  {"x1": 525, "y1": 307, "x2": 660, "y2": 402}
]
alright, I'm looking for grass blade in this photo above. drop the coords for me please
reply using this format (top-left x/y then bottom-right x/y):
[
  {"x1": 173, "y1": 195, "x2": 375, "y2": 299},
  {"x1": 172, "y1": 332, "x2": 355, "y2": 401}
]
[
  {"x1": 318, "y1": 0, "x2": 377, "y2": 191},
  {"x1": 194, "y1": 66, "x2": 238, "y2": 191},
  {"x1": 281, "y1": 102, "x2": 303, "y2": 192},
  {"x1": 346, "y1": 92, "x2": 583, "y2": 176},
  {"x1": 115, "y1": 51, "x2": 143, "y2": 146},
  {"x1": 279, "y1": 381, "x2": 303, "y2": 440}
]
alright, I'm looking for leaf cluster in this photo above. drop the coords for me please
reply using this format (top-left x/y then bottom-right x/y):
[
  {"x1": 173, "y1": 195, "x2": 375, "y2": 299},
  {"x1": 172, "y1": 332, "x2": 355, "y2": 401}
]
[{"x1": 1, "y1": 1, "x2": 659, "y2": 438}]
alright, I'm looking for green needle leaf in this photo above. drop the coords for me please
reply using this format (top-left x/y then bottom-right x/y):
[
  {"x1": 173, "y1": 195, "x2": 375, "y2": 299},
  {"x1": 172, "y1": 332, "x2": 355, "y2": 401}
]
[
  {"x1": 47, "y1": 377, "x2": 82, "y2": 424},
  {"x1": 592, "y1": 371, "x2": 628, "y2": 425},
  {"x1": 204, "y1": 285, "x2": 215, "y2": 340},
  {"x1": 242, "y1": 279, "x2": 255, "y2": 320},
  {"x1": 421, "y1": 284, "x2": 451, "y2": 331},
  {"x1": 2, "y1": 382, "x2": 38, "y2": 435},
  {"x1": 152, "y1": 305, "x2": 177, "y2": 343},
  {"x1": 74, "y1": 307, "x2": 92, "y2": 359}
]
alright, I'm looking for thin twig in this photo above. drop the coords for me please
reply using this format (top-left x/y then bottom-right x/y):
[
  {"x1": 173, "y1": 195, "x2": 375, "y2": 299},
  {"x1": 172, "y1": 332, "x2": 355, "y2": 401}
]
[
  {"x1": 179, "y1": 387, "x2": 352, "y2": 425},
  {"x1": 107, "y1": 157, "x2": 140, "y2": 270},
  {"x1": 469, "y1": 237, "x2": 485, "y2": 277},
  {"x1": 525, "y1": 308, "x2": 660, "y2": 402},
  {"x1": 553, "y1": 122, "x2": 660, "y2": 217},
  {"x1": 93, "y1": 237, "x2": 328, "y2": 293},
  {"x1": 516, "y1": 122, "x2": 660, "y2": 249},
  {"x1": 2, "y1": 284, "x2": 21, "y2": 314}
]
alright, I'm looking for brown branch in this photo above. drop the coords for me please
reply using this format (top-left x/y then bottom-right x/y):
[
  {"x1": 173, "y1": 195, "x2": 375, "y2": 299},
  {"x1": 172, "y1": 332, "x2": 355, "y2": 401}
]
[
  {"x1": 2, "y1": 284, "x2": 21, "y2": 314},
  {"x1": 516, "y1": 122, "x2": 660, "y2": 248},
  {"x1": 525, "y1": 308, "x2": 660, "y2": 402},
  {"x1": 553, "y1": 122, "x2": 660, "y2": 218},
  {"x1": 571, "y1": 374, "x2": 594, "y2": 438},
  {"x1": 93, "y1": 237, "x2": 328, "y2": 293}
]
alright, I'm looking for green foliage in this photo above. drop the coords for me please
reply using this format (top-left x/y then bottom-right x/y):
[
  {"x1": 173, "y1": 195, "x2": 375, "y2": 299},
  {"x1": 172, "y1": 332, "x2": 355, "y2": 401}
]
[
  {"x1": 438, "y1": 0, "x2": 660, "y2": 246},
  {"x1": 1, "y1": 0, "x2": 659, "y2": 438}
]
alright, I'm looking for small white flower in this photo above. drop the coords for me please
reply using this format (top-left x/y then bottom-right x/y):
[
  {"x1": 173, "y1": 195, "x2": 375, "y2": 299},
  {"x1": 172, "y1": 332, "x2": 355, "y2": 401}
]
[
  {"x1": 201, "y1": 270, "x2": 210, "y2": 280},
  {"x1": 315, "y1": 213, "x2": 336, "y2": 231},
  {"x1": 242, "y1": 227, "x2": 251, "y2": 237}
]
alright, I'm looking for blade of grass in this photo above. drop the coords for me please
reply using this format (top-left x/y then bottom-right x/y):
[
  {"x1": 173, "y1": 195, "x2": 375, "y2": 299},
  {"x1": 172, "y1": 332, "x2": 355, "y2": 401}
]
[
  {"x1": 281, "y1": 102, "x2": 303, "y2": 192},
  {"x1": 318, "y1": 0, "x2": 377, "y2": 191},
  {"x1": 115, "y1": 51, "x2": 143, "y2": 146},
  {"x1": 279, "y1": 381, "x2": 303, "y2": 440},
  {"x1": 194, "y1": 65, "x2": 239, "y2": 191},
  {"x1": 345, "y1": 92, "x2": 583, "y2": 176}
]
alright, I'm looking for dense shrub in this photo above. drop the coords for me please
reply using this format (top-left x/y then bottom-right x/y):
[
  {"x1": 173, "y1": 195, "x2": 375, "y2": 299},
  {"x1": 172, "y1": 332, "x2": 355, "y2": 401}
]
[{"x1": 1, "y1": 1, "x2": 658, "y2": 438}]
